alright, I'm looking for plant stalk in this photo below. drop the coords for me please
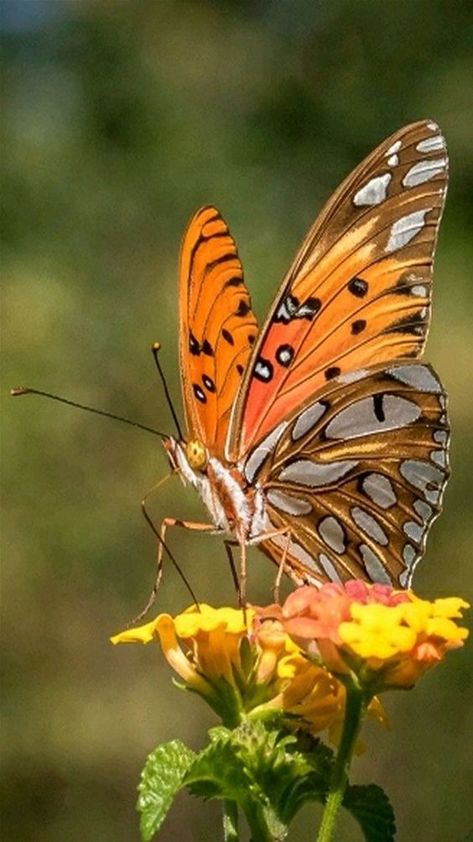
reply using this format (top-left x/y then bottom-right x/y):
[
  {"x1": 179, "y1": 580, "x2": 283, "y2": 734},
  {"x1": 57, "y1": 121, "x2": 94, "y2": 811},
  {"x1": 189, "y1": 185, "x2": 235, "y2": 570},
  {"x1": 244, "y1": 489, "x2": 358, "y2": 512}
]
[
  {"x1": 316, "y1": 681, "x2": 366, "y2": 842},
  {"x1": 222, "y1": 799, "x2": 239, "y2": 841}
]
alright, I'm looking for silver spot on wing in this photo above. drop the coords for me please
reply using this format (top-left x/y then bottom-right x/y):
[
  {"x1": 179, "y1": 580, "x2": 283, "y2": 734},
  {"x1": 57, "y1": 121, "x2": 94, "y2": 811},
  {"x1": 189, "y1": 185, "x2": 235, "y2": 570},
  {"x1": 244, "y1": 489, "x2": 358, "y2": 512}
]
[
  {"x1": 413, "y1": 499, "x2": 433, "y2": 521},
  {"x1": 402, "y1": 158, "x2": 447, "y2": 188},
  {"x1": 353, "y1": 173, "x2": 391, "y2": 207},
  {"x1": 336, "y1": 368, "x2": 369, "y2": 385},
  {"x1": 399, "y1": 459, "x2": 444, "y2": 502},
  {"x1": 351, "y1": 506, "x2": 388, "y2": 546},
  {"x1": 244, "y1": 421, "x2": 288, "y2": 484},
  {"x1": 385, "y1": 208, "x2": 431, "y2": 254},
  {"x1": 318, "y1": 553, "x2": 342, "y2": 583},
  {"x1": 279, "y1": 459, "x2": 358, "y2": 487},
  {"x1": 426, "y1": 487, "x2": 441, "y2": 504},
  {"x1": 388, "y1": 364, "x2": 442, "y2": 393},
  {"x1": 386, "y1": 140, "x2": 402, "y2": 155},
  {"x1": 325, "y1": 395, "x2": 421, "y2": 440},
  {"x1": 359, "y1": 544, "x2": 391, "y2": 584},
  {"x1": 361, "y1": 474, "x2": 397, "y2": 509},
  {"x1": 266, "y1": 490, "x2": 312, "y2": 516},
  {"x1": 399, "y1": 569, "x2": 410, "y2": 588},
  {"x1": 403, "y1": 544, "x2": 417, "y2": 565},
  {"x1": 317, "y1": 516, "x2": 346, "y2": 554},
  {"x1": 416, "y1": 135, "x2": 445, "y2": 153},
  {"x1": 430, "y1": 449, "x2": 447, "y2": 468},
  {"x1": 292, "y1": 400, "x2": 328, "y2": 441},
  {"x1": 433, "y1": 429, "x2": 448, "y2": 444},
  {"x1": 410, "y1": 284, "x2": 428, "y2": 297},
  {"x1": 403, "y1": 520, "x2": 424, "y2": 544}
]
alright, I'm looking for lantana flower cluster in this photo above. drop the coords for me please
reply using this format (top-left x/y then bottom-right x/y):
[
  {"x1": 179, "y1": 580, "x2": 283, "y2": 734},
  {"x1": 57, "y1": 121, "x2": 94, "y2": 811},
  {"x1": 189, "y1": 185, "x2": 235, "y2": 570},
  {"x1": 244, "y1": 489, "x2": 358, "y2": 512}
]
[
  {"x1": 112, "y1": 580, "x2": 468, "y2": 734},
  {"x1": 263, "y1": 580, "x2": 469, "y2": 693}
]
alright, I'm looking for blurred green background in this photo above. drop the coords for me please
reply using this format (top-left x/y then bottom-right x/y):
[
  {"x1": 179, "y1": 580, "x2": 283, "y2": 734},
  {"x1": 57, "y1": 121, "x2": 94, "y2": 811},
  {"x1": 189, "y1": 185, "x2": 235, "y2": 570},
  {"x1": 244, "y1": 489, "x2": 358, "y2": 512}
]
[{"x1": 2, "y1": 2, "x2": 472, "y2": 840}]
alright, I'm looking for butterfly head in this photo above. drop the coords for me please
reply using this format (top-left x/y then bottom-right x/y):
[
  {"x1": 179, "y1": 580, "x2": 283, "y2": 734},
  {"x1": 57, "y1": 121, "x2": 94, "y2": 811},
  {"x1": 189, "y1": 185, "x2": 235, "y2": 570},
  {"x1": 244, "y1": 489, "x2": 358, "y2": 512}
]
[
  {"x1": 185, "y1": 439, "x2": 208, "y2": 471},
  {"x1": 163, "y1": 436, "x2": 209, "y2": 482}
]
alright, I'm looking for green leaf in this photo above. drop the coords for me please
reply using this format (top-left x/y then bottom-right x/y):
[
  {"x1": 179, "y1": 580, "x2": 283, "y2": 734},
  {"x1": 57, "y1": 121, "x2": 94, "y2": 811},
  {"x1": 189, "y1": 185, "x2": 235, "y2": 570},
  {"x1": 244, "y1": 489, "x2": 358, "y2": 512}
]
[
  {"x1": 343, "y1": 783, "x2": 396, "y2": 842},
  {"x1": 276, "y1": 735, "x2": 334, "y2": 824},
  {"x1": 186, "y1": 724, "x2": 290, "y2": 841},
  {"x1": 185, "y1": 730, "x2": 249, "y2": 801},
  {"x1": 137, "y1": 740, "x2": 196, "y2": 841}
]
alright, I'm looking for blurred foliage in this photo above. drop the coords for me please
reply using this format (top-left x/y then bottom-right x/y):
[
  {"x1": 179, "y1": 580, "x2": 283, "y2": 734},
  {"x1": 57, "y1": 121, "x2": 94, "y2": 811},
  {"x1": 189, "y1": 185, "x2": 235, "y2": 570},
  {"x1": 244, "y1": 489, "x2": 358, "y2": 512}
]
[{"x1": 1, "y1": 1, "x2": 472, "y2": 840}]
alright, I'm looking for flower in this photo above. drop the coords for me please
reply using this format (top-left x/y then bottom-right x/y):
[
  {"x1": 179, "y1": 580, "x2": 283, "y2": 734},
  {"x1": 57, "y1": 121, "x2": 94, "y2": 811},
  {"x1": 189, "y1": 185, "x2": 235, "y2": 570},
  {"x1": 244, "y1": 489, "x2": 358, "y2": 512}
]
[
  {"x1": 251, "y1": 612, "x2": 384, "y2": 746},
  {"x1": 112, "y1": 602, "x2": 345, "y2": 735},
  {"x1": 269, "y1": 581, "x2": 469, "y2": 693},
  {"x1": 111, "y1": 605, "x2": 251, "y2": 719}
]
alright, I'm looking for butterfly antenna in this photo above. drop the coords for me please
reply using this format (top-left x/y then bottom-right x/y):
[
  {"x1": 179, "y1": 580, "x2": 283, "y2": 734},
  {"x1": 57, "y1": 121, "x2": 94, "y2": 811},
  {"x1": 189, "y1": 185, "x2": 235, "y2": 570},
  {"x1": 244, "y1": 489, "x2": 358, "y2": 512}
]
[
  {"x1": 151, "y1": 342, "x2": 184, "y2": 440},
  {"x1": 10, "y1": 387, "x2": 168, "y2": 439}
]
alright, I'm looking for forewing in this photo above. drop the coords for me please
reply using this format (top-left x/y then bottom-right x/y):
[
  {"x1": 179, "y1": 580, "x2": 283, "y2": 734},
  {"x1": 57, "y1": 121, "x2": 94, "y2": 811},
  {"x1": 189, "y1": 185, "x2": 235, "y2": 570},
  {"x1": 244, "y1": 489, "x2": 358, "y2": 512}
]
[
  {"x1": 228, "y1": 121, "x2": 448, "y2": 460},
  {"x1": 179, "y1": 206, "x2": 258, "y2": 455},
  {"x1": 242, "y1": 362, "x2": 449, "y2": 587}
]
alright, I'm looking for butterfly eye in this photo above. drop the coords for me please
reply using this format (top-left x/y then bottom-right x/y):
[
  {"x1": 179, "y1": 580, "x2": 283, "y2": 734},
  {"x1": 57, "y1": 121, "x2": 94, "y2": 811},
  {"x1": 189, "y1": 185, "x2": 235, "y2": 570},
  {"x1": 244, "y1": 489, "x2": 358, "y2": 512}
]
[{"x1": 186, "y1": 439, "x2": 208, "y2": 471}]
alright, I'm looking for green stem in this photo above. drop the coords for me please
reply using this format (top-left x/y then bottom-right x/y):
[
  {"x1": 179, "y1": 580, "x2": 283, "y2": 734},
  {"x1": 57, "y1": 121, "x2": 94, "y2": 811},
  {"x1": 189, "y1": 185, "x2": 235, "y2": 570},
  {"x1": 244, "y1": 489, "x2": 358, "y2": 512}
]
[
  {"x1": 222, "y1": 799, "x2": 239, "y2": 841},
  {"x1": 316, "y1": 681, "x2": 366, "y2": 842}
]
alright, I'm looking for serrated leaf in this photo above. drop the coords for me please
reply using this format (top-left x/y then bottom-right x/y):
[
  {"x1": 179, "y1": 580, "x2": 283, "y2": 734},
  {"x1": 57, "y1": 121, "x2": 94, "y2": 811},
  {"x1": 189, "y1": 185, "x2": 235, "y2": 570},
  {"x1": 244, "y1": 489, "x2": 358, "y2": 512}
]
[
  {"x1": 137, "y1": 740, "x2": 196, "y2": 841},
  {"x1": 186, "y1": 726, "x2": 288, "y2": 841},
  {"x1": 343, "y1": 783, "x2": 396, "y2": 842},
  {"x1": 276, "y1": 738, "x2": 334, "y2": 824},
  {"x1": 231, "y1": 724, "x2": 334, "y2": 825},
  {"x1": 185, "y1": 735, "x2": 249, "y2": 801}
]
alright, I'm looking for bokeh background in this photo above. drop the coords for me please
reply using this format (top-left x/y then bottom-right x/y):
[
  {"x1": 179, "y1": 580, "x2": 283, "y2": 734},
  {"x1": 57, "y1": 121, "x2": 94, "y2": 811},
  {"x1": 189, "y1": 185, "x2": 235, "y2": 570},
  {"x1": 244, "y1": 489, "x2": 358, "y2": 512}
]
[{"x1": 2, "y1": 2, "x2": 472, "y2": 840}]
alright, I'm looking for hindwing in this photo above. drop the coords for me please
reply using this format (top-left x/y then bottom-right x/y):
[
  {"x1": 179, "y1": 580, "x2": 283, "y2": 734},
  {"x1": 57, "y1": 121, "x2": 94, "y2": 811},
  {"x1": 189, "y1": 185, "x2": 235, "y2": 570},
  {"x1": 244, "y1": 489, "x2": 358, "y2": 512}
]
[{"x1": 241, "y1": 362, "x2": 449, "y2": 587}]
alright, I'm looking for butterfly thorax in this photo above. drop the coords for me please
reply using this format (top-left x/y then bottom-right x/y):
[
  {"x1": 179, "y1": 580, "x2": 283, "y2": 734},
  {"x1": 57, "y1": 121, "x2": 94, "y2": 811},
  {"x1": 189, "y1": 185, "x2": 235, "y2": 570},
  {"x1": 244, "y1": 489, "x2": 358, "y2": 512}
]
[{"x1": 164, "y1": 437, "x2": 263, "y2": 539}]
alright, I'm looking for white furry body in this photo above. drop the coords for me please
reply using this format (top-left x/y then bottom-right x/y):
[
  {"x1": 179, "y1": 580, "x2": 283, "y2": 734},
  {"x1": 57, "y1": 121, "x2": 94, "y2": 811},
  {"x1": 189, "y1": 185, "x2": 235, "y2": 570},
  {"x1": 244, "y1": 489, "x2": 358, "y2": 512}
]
[{"x1": 171, "y1": 439, "x2": 269, "y2": 542}]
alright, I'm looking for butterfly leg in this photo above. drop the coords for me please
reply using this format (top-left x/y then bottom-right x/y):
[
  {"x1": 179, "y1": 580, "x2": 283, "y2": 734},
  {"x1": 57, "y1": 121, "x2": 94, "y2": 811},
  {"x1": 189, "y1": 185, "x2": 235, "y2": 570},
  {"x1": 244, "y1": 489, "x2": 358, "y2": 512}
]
[
  {"x1": 136, "y1": 492, "x2": 219, "y2": 625},
  {"x1": 223, "y1": 540, "x2": 241, "y2": 601},
  {"x1": 272, "y1": 530, "x2": 292, "y2": 604},
  {"x1": 249, "y1": 527, "x2": 293, "y2": 604},
  {"x1": 239, "y1": 540, "x2": 248, "y2": 610}
]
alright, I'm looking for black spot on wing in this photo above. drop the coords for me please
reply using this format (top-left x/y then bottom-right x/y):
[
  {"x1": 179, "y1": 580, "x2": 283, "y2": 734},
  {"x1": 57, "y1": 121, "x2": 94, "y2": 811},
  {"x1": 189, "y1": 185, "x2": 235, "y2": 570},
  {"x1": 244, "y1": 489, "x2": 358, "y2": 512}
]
[
  {"x1": 275, "y1": 344, "x2": 294, "y2": 367},
  {"x1": 189, "y1": 332, "x2": 200, "y2": 355},
  {"x1": 202, "y1": 339, "x2": 213, "y2": 356},
  {"x1": 325, "y1": 366, "x2": 341, "y2": 381},
  {"x1": 348, "y1": 277, "x2": 368, "y2": 297},
  {"x1": 202, "y1": 375, "x2": 216, "y2": 393},
  {"x1": 373, "y1": 393, "x2": 385, "y2": 422},
  {"x1": 351, "y1": 319, "x2": 366, "y2": 335},
  {"x1": 222, "y1": 328, "x2": 234, "y2": 345},
  {"x1": 274, "y1": 294, "x2": 322, "y2": 323},
  {"x1": 193, "y1": 384, "x2": 207, "y2": 403},
  {"x1": 274, "y1": 294, "x2": 299, "y2": 324},
  {"x1": 297, "y1": 297, "x2": 321, "y2": 320},
  {"x1": 236, "y1": 299, "x2": 251, "y2": 317},
  {"x1": 254, "y1": 357, "x2": 274, "y2": 382}
]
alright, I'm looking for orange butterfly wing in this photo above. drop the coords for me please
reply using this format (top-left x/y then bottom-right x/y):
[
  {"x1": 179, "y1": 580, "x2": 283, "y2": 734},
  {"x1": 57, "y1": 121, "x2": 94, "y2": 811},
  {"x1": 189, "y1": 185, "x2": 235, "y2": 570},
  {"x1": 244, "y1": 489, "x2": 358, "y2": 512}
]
[
  {"x1": 228, "y1": 120, "x2": 448, "y2": 460},
  {"x1": 179, "y1": 206, "x2": 258, "y2": 456}
]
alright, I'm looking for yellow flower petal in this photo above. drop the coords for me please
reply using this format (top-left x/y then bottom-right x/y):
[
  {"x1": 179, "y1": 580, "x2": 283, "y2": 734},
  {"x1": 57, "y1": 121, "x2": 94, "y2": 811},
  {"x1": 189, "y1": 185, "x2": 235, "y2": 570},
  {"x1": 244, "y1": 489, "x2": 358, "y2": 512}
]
[
  {"x1": 110, "y1": 617, "x2": 160, "y2": 645},
  {"x1": 426, "y1": 616, "x2": 469, "y2": 643},
  {"x1": 432, "y1": 597, "x2": 470, "y2": 619},
  {"x1": 175, "y1": 605, "x2": 249, "y2": 637}
]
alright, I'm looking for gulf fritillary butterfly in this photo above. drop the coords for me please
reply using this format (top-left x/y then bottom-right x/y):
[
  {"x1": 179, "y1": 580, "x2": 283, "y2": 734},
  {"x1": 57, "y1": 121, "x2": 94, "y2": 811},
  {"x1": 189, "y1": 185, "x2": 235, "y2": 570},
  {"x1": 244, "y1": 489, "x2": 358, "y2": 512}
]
[{"x1": 162, "y1": 120, "x2": 449, "y2": 596}]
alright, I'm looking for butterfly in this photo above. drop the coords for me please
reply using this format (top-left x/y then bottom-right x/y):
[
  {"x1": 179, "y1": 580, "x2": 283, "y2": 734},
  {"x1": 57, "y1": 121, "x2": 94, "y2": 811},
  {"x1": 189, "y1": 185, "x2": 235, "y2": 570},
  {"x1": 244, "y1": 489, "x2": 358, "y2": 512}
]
[{"x1": 162, "y1": 120, "x2": 449, "y2": 597}]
